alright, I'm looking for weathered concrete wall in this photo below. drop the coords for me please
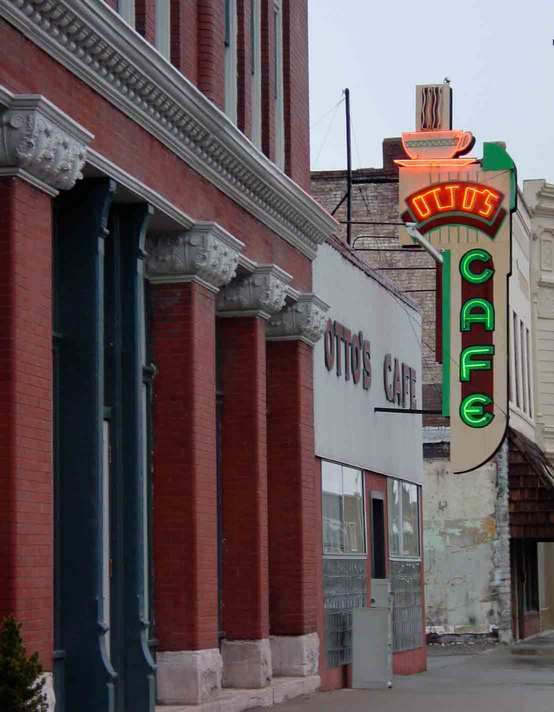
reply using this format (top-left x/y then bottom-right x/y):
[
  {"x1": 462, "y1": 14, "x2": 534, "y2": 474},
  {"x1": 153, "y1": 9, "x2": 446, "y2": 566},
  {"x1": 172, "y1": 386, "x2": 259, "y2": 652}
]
[
  {"x1": 423, "y1": 439, "x2": 512, "y2": 641},
  {"x1": 424, "y1": 456, "x2": 500, "y2": 634}
]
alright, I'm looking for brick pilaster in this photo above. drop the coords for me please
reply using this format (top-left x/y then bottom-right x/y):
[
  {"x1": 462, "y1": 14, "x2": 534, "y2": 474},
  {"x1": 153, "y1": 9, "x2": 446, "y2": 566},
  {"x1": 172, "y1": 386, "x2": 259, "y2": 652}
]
[
  {"x1": 237, "y1": 0, "x2": 252, "y2": 137},
  {"x1": 282, "y1": 0, "x2": 310, "y2": 190},
  {"x1": 197, "y1": 0, "x2": 226, "y2": 110},
  {"x1": 261, "y1": 0, "x2": 276, "y2": 161},
  {"x1": 151, "y1": 281, "x2": 219, "y2": 651},
  {"x1": 267, "y1": 339, "x2": 318, "y2": 634},
  {"x1": 171, "y1": 0, "x2": 199, "y2": 81},
  {"x1": 219, "y1": 315, "x2": 270, "y2": 640},
  {"x1": 136, "y1": 0, "x2": 156, "y2": 44},
  {"x1": 0, "y1": 177, "x2": 53, "y2": 668}
]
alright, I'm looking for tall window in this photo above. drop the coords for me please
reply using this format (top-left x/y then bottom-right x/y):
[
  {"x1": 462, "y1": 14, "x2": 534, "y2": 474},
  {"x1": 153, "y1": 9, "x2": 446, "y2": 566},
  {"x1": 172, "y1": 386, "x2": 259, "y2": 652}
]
[
  {"x1": 117, "y1": 0, "x2": 136, "y2": 26},
  {"x1": 526, "y1": 327, "x2": 533, "y2": 418},
  {"x1": 388, "y1": 479, "x2": 420, "y2": 558},
  {"x1": 273, "y1": 0, "x2": 285, "y2": 169},
  {"x1": 224, "y1": 0, "x2": 238, "y2": 123},
  {"x1": 513, "y1": 310, "x2": 521, "y2": 409},
  {"x1": 250, "y1": 0, "x2": 262, "y2": 148},
  {"x1": 520, "y1": 318, "x2": 528, "y2": 414},
  {"x1": 322, "y1": 461, "x2": 365, "y2": 555},
  {"x1": 155, "y1": 0, "x2": 171, "y2": 60}
]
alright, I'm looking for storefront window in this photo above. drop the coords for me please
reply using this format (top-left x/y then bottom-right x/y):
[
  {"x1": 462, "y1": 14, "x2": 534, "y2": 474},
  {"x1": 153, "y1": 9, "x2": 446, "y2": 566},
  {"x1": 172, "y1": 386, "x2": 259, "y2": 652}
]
[
  {"x1": 322, "y1": 462, "x2": 365, "y2": 555},
  {"x1": 388, "y1": 479, "x2": 420, "y2": 558}
]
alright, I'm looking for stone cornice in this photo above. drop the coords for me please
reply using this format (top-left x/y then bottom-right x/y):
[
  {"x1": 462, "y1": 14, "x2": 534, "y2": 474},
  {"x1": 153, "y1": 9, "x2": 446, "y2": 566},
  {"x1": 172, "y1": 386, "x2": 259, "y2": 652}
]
[
  {"x1": 0, "y1": 93, "x2": 92, "y2": 192},
  {"x1": 266, "y1": 294, "x2": 329, "y2": 346},
  {"x1": 145, "y1": 223, "x2": 243, "y2": 293},
  {"x1": 0, "y1": 0, "x2": 338, "y2": 259},
  {"x1": 217, "y1": 265, "x2": 291, "y2": 320}
]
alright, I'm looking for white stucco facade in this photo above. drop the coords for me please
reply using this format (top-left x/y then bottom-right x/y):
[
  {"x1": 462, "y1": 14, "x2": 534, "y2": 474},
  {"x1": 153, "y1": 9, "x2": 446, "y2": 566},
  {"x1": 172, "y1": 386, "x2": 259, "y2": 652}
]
[{"x1": 313, "y1": 241, "x2": 423, "y2": 485}]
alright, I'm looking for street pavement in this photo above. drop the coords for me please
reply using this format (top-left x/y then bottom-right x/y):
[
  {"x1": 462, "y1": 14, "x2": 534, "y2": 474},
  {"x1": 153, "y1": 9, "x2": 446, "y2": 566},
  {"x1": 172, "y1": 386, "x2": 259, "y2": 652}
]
[{"x1": 268, "y1": 644, "x2": 554, "y2": 712}]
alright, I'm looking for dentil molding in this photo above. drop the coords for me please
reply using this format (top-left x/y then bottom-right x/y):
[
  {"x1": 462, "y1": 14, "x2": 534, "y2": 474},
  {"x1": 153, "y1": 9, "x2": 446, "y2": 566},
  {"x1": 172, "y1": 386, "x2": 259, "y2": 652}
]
[
  {"x1": 146, "y1": 223, "x2": 244, "y2": 292},
  {"x1": 0, "y1": 94, "x2": 92, "y2": 193},
  {"x1": 217, "y1": 265, "x2": 291, "y2": 320},
  {"x1": 266, "y1": 294, "x2": 329, "y2": 346},
  {"x1": 0, "y1": 0, "x2": 337, "y2": 258}
]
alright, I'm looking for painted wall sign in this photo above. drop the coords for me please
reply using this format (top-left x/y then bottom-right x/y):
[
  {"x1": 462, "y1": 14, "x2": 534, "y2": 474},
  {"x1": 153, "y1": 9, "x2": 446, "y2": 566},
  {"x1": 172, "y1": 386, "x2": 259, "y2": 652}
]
[
  {"x1": 323, "y1": 318, "x2": 417, "y2": 408},
  {"x1": 398, "y1": 141, "x2": 516, "y2": 473}
]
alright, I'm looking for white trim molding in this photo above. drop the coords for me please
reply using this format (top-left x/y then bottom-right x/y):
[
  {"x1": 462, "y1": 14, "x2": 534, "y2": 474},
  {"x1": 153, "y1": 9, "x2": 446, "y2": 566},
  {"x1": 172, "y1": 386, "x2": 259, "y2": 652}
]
[
  {"x1": 0, "y1": 0, "x2": 337, "y2": 259},
  {"x1": 0, "y1": 93, "x2": 92, "y2": 192}
]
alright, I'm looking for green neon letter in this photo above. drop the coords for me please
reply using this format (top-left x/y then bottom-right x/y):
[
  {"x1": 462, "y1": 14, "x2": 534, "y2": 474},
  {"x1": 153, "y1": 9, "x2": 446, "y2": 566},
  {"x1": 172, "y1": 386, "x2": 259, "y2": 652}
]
[
  {"x1": 460, "y1": 298, "x2": 495, "y2": 332},
  {"x1": 460, "y1": 345, "x2": 495, "y2": 382},
  {"x1": 459, "y1": 249, "x2": 494, "y2": 284},
  {"x1": 460, "y1": 393, "x2": 494, "y2": 428}
]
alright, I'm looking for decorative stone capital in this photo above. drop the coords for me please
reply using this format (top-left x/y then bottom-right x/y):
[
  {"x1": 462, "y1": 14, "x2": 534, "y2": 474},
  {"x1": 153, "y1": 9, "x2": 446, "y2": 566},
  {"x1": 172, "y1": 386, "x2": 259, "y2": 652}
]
[
  {"x1": 0, "y1": 95, "x2": 93, "y2": 193},
  {"x1": 266, "y1": 294, "x2": 329, "y2": 346},
  {"x1": 145, "y1": 223, "x2": 244, "y2": 292},
  {"x1": 217, "y1": 265, "x2": 292, "y2": 319}
]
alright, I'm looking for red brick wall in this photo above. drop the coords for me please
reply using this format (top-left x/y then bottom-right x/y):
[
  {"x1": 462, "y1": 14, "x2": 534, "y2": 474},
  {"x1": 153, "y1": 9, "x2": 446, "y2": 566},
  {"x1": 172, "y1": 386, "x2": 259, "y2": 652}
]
[
  {"x1": 237, "y1": 0, "x2": 252, "y2": 138},
  {"x1": 135, "y1": 0, "x2": 156, "y2": 44},
  {"x1": 522, "y1": 612, "x2": 540, "y2": 640},
  {"x1": 261, "y1": 0, "x2": 276, "y2": 162},
  {"x1": 171, "y1": 0, "x2": 199, "y2": 84},
  {"x1": 151, "y1": 281, "x2": 219, "y2": 651},
  {"x1": 393, "y1": 646, "x2": 427, "y2": 675},
  {"x1": 220, "y1": 316, "x2": 269, "y2": 640},
  {"x1": 0, "y1": 22, "x2": 312, "y2": 291},
  {"x1": 104, "y1": 0, "x2": 118, "y2": 10},
  {"x1": 0, "y1": 178, "x2": 53, "y2": 668},
  {"x1": 283, "y1": 0, "x2": 310, "y2": 191},
  {"x1": 267, "y1": 340, "x2": 317, "y2": 635},
  {"x1": 197, "y1": 0, "x2": 226, "y2": 110}
]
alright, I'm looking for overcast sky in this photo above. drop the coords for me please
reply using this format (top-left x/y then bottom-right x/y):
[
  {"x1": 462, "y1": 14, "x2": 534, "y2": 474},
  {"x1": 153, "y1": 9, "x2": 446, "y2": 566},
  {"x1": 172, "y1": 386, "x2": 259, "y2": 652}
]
[{"x1": 308, "y1": 0, "x2": 554, "y2": 183}]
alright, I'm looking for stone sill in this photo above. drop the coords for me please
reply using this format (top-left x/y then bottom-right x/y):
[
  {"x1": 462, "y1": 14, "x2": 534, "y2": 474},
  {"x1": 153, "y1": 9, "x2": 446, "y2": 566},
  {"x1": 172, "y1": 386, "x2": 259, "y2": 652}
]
[{"x1": 156, "y1": 675, "x2": 320, "y2": 712}]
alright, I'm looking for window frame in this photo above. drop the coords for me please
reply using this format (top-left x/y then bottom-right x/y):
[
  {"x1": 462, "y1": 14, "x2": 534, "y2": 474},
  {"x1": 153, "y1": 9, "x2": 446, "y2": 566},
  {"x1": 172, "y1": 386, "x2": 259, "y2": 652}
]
[
  {"x1": 512, "y1": 309, "x2": 521, "y2": 409},
  {"x1": 155, "y1": 0, "x2": 171, "y2": 60},
  {"x1": 117, "y1": 0, "x2": 136, "y2": 27},
  {"x1": 388, "y1": 478, "x2": 421, "y2": 560},
  {"x1": 322, "y1": 460, "x2": 366, "y2": 558}
]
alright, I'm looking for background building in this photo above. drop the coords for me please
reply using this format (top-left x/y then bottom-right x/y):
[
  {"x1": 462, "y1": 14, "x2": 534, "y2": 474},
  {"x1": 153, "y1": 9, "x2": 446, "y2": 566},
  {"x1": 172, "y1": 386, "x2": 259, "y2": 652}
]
[
  {"x1": 311, "y1": 104, "x2": 554, "y2": 644},
  {"x1": 313, "y1": 237, "x2": 426, "y2": 688}
]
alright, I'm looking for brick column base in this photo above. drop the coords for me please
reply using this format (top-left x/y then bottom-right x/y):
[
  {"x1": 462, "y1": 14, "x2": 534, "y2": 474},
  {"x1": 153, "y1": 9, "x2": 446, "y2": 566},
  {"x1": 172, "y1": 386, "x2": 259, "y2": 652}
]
[
  {"x1": 270, "y1": 633, "x2": 319, "y2": 677},
  {"x1": 156, "y1": 649, "x2": 223, "y2": 705},
  {"x1": 222, "y1": 639, "x2": 272, "y2": 689}
]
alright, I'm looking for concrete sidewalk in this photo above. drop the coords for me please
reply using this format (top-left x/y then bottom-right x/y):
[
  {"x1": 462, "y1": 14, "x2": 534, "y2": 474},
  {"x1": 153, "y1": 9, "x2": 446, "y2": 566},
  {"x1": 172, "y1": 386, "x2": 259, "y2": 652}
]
[{"x1": 267, "y1": 646, "x2": 554, "y2": 712}]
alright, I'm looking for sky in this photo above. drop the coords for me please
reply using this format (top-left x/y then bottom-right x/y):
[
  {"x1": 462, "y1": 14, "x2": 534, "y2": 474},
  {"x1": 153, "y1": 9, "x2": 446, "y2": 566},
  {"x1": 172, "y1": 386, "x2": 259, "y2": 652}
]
[{"x1": 308, "y1": 0, "x2": 554, "y2": 184}]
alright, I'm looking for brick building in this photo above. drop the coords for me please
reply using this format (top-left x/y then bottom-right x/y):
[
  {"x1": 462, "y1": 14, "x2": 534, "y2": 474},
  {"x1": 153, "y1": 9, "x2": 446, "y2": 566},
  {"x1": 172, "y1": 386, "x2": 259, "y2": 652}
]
[
  {"x1": 0, "y1": 1, "x2": 339, "y2": 711},
  {"x1": 311, "y1": 112, "x2": 554, "y2": 645}
]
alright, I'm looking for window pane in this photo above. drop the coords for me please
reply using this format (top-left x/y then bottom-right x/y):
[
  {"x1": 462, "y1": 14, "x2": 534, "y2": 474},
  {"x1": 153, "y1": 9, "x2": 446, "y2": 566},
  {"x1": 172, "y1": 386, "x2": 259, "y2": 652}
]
[
  {"x1": 513, "y1": 311, "x2": 520, "y2": 408},
  {"x1": 401, "y1": 483, "x2": 420, "y2": 557},
  {"x1": 388, "y1": 480, "x2": 401, "y2": 556},
  {"x1": 322, "y1": 462, "x2": 343, "y2": 554},
  {"x1": 342, "y1": 467, "x2": 365, "y2": 554}
]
